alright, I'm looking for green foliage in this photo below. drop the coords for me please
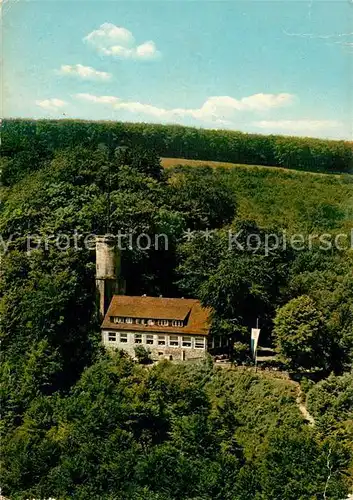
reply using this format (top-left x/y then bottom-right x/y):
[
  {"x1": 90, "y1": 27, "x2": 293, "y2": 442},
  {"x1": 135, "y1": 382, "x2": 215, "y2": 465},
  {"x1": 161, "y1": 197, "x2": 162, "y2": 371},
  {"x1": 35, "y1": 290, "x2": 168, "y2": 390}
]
[
  {"x1": 300, "y1": 377, "x2": 315, "y2": 394},
  {"x1": 258, "y1": 429, "x2": 349, "y2": 500},
  {"x1": 287, "y1": 255, "x2": 353, "y2": 372},
  {"x1": 2, "y1": 119, "x2": 352, "y2": 180},
  {"x1": 307, "y1": 373, "x2": 353, "y2": 449},
  {"x1": 169, "y1": 166, "x2": 237, "y2": 228},
  {"x1": 3, "y1": 355, "x2": 350, "y2": 499},
  {"x1": 1, "y1": 122, "x2": 353, "y2": 499},
  {"x1": 134, "y1": 345, "x2": 152, "y2": 364},
  {"x1": 177, "y1": 223, "x2": 293, "y2": 360},
  {"x1": 1, "y1": 134, "x2": 52, "y2": 187},
  {"x1": 206, "y1": 164, "x2": 352, "y2": 234},
  {"x1": 114, "y1": 144, "x2": 164, "y2": 180},
  {"x1": 273, "y1": 295, "x2": 328, "y2": 370}
]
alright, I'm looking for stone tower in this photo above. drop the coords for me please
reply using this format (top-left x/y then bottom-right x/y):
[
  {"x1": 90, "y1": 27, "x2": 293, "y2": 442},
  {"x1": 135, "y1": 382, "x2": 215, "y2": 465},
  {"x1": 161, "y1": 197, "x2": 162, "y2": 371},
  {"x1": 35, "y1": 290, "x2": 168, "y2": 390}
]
[{"x1": 95, "y1": 235, "x2": 124, "y2": 319}]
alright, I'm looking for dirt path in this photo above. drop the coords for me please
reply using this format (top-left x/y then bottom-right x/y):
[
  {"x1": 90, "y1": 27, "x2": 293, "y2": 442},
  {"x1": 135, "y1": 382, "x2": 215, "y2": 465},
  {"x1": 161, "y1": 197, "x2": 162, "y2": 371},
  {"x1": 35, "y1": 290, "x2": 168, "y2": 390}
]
[
  {"x1": 296, "y1": 387, "x2": 315, "y2": 426},
  {"x1": 215, "y1": 364, "x2": 316, "y2": 425}
]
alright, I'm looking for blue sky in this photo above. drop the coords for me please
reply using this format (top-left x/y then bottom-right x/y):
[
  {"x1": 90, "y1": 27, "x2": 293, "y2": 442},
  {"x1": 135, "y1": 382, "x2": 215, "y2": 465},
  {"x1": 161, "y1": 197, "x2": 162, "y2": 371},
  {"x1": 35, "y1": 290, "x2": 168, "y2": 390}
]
[{"x1": 2, "y1": 0, "x2": 353, "y2": 139}]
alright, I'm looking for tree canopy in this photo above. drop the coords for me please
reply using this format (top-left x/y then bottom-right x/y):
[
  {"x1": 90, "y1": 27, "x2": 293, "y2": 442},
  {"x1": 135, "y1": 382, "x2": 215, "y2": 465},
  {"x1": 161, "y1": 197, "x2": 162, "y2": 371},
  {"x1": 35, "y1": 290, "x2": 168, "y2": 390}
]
[{"x1": 1, "y1": 122, "x2": 353, "y2": 498}]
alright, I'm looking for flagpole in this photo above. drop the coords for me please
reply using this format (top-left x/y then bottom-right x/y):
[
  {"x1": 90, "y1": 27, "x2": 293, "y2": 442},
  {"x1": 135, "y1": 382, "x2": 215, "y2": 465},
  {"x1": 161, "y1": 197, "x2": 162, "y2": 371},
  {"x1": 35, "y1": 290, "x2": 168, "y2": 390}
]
[
  {"x1": 255, "y1": 317, "x2": 258, "y2": 372},
  {"x1": 252, "y1": 318, "x2": 260, "y2": 373}
]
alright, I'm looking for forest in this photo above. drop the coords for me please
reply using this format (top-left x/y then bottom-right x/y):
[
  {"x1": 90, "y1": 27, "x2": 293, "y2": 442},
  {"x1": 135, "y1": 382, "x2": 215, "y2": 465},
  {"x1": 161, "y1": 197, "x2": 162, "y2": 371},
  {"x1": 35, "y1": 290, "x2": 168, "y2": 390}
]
[
  {"x1": 0, "y1": 120, "x2": 353, "y2": 499},
  {"x1": 1, "y1": 118, "x2": 353, "y2": 182}
]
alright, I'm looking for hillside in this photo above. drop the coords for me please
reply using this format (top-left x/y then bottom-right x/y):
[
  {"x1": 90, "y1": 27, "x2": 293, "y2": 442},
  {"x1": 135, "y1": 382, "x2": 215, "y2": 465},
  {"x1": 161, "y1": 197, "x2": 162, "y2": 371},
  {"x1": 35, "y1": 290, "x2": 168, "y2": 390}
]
[
  {"x1": 161, "y1": 156, "x2": 344, "y2": 176},
  {"x1": 3, "y1": 0, "x2": 353, "y2": 496},
  {"x1": 1, "y1": 133, "x2": 353, "y2": 499},
  {"x1": 163, "y1": 158, "x2": 353, "y2": 234},
  {"x1": 2, "y1": 119, "x2": 353, "y2": 182}
]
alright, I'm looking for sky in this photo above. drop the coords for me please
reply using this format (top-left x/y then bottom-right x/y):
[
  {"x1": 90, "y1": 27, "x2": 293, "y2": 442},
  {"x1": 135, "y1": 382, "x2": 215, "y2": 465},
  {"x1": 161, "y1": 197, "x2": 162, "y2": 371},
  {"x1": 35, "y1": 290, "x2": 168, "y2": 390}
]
[{"x1": 2, "y1": 0, "x2": 353, "y2": 139}]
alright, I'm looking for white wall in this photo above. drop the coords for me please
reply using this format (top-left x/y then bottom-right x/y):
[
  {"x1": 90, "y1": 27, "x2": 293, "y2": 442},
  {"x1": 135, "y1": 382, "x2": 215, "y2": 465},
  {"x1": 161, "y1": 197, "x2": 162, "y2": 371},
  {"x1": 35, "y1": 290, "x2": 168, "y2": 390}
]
[{"x1": 102, "y1": 329, "x2": 207, "y2": 361}]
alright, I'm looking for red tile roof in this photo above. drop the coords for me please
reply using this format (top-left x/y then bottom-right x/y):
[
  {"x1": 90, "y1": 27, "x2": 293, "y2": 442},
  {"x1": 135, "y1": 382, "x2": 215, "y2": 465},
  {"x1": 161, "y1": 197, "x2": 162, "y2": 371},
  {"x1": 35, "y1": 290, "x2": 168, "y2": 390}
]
[{"x1": 102, "y1": 295, "x2": 211, "y2": 335}]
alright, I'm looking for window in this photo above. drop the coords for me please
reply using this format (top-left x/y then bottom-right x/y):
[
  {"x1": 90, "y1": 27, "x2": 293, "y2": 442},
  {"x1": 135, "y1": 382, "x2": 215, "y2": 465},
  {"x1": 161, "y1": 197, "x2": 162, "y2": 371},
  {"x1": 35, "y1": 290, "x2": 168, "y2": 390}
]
[
  {"x1": 182, "y1": 336, "x2": 192, "y2": 348},
  {"x1": 119, "y1": 333, "x2": 128, "y2": 343},
  {"x1": 134, "y1": 334, "x2": 142, "y2": 344},
  {"x1": 115, "y1": 317, "x2": 124, "y2": 323},
  {"x1": 169, "y1": 335, "x2": 179, "y2": 347},
  {"x1": 172, "y1": 320, "x2": 183, "y2": 327},
  {"x1": 146, "y1": 334, "x2": 154, "y2": 345},
  {"x1": 195, "y1": 337, "x2": 205, "y2": 349},
  {"x1": 157, "y1": 335, "x2": 166, "y2": 346},
  {"x1": 148, "y1": 319, "x2": 155, "y2": 326},
  {"x1": 126, "y1": 317, "x2": 133, "y2": 324},
  {"x1": 108, "y1": 332, "x2": 116, "y2": 342},
  {"x1": 158, "y1": 319, "x2": 169, "y2": 327}
]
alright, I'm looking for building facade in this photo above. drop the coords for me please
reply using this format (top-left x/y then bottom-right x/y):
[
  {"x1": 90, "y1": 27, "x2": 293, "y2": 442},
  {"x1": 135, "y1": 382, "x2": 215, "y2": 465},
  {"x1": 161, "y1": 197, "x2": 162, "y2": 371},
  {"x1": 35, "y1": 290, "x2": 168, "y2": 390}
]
[{"x1": 101, "y1": 295, "x2": 211, "y2": 361}]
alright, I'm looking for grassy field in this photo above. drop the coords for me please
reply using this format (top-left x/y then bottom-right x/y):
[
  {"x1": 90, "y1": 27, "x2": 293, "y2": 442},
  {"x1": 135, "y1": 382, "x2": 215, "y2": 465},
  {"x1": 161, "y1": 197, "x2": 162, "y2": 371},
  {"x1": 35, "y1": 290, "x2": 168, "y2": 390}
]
[
  {"x1": 162, "y1": 157, "x2": 353, "y2": 234},
  {"x1": 161, "y1": 157, "x2": 341, "y2": 176}
]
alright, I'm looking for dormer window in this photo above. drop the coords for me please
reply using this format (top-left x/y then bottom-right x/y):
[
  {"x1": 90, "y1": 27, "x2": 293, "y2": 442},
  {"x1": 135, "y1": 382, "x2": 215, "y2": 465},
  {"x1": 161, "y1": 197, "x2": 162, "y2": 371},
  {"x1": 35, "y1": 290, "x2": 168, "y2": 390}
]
[{"x1": 172, "y1": 320, "x2": 183, "y2": 327}]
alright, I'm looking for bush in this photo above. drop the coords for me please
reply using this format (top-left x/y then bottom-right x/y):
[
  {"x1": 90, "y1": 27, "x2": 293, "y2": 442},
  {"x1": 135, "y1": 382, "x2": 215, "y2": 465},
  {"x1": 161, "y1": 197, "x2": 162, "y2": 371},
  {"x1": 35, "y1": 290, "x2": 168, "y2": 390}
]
[
  {"x1": 134, "y1": 346, "x2": 152, "y2": 364},
  {"x1": 300, "y1": 377, "x2": 315, "y2": 394}
]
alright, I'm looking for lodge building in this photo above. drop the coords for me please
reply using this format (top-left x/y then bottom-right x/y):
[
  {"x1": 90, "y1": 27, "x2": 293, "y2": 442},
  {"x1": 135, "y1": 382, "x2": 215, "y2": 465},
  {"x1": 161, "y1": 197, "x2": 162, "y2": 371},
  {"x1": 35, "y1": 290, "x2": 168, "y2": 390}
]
[
  {"x1": 96, "y1": 235, "x2": 212, "y2": 361},
  {"x1": 101, "y1": 295, "x2": 211, "y2": 361}
]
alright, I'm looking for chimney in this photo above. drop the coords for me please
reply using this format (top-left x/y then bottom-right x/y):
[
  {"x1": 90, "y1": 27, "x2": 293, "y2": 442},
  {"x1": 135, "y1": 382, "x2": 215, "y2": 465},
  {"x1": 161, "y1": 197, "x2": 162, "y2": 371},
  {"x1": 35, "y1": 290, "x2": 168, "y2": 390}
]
[{"x1": 95, "y1": 235, "x2": 125, "y2": 319}]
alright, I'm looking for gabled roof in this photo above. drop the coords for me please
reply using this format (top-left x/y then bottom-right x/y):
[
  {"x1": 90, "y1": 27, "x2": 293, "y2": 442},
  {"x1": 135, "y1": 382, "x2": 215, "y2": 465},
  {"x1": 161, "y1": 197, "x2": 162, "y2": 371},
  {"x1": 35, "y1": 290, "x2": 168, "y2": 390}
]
[{"x1": 102, "y1": 295, "x2": 211, "y2": 335}]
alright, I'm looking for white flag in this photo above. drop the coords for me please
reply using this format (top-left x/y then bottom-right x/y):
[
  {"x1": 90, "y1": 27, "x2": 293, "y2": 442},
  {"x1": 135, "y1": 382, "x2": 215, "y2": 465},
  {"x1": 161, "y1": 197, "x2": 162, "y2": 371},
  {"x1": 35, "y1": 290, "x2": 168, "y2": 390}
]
[{"x1": 251, "y1": 328, "x2": 261, "y2": 358}]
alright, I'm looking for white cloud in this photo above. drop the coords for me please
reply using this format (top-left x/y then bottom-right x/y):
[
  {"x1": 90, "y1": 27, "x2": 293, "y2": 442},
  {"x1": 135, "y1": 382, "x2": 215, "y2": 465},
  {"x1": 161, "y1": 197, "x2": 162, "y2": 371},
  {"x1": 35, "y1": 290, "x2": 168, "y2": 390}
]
[
  {"x1": 187, "y1": 94, "x2": 294, "y2": 121},
  {"x1": 253, "y1": 119, "x2": 341, "y2": 132},
  {"x1": 238, "y1": 93, "x2": 295, "y2": 111},
  {"x1": 85, "y1": 23, "x2": 134, "y2": 47},
  {"x1": 135, "y1": 41, "x2": 158, "y2": 59},
  {"x1": 57, "y1": 64, "x2": 111, "y2": 80},
  {"x1": 84, "y1": 22, "x2": 160, "y2": 60},
  {"x1": 35, "y1": 98, "x2": 66, "y2": 112},
  {"x1": 76, "y1": 93, "x2": 168, "y2": 118},
  {"x1": 75, "y1": 92, "x2": 294, "y2": 123},
  {"x1": 76, "y1": 93, "x2": 119, "y2": 105}
]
